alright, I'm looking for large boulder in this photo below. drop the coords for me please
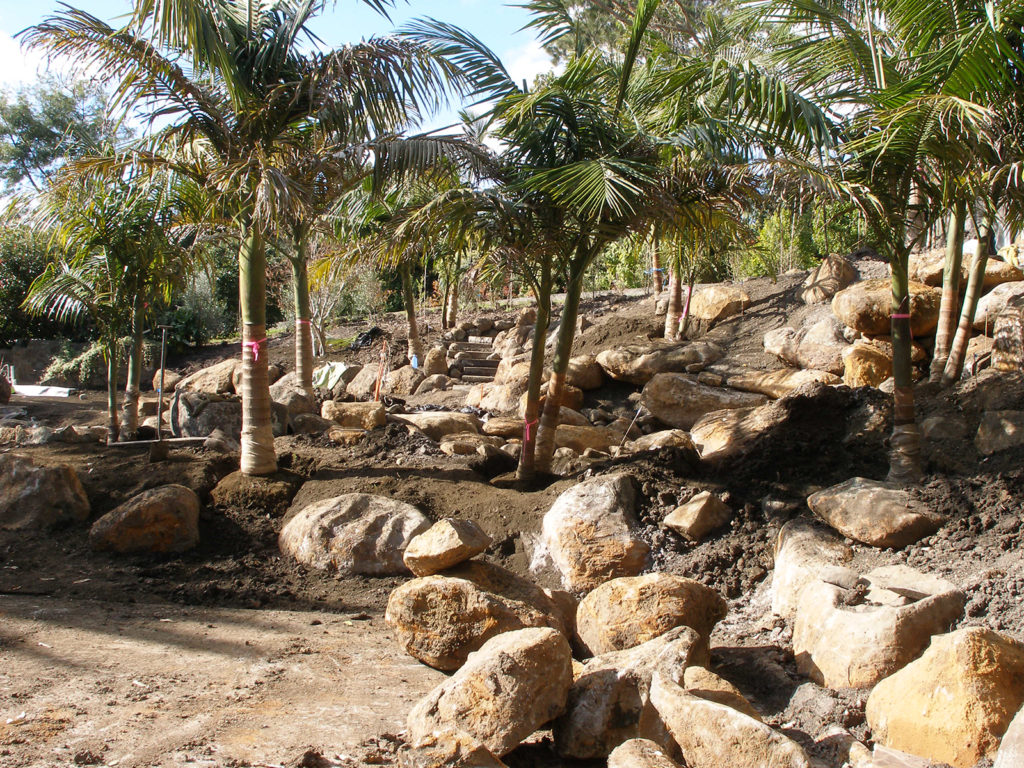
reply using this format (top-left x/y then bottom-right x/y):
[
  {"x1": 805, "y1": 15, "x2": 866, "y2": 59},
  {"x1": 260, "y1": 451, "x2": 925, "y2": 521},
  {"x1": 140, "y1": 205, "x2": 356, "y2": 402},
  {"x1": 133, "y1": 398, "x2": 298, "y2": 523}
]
[
  {"x1": 398, "y1": 732, "x2": 505, "y2": 768},
  {"x1": 994, "y1": 706, "x2": 1024, "y2": 768},
  {"x1": 482, "y1": 416, "x2": 524, "y2": 439},
  {"x1": 386, "y1": 365, "x2": 426, "y2": 396},
  {"x1": 641, "y1": 373, "x2": 768, "y2": 430},
  {"x1": 392, "y1": 411, "x2": 482, "y2": 441},
  {"x1": 554, "y1": 627, "x2": 702, "y2": 759},
  {"x1": 231, "y1": 361, "x2": 284, "y2": 394},
  {"x1": 688, "y1": 285, "x2": 751, "y2": 326},
  {"x1": 553, "y1": 424, "x2": 621, "y2": 454},
  {"x1": 608, "y1": 739, "x2": 681, "y2": 768},
  {"x1": 596, "y1": 342, "x2": 725, "y2": 386},
  {"x1": 407, "y1": 627, "x2": 573, "y2": 758},
  {"x1": 151, "y1": 368, "x2": 183, "y2": 394},
  {"x1": 763, "y1": 316, "x2": 851, "y2": 375},
  {"x1": 423, "y1": 347, "x2": 448, "y2": 377},
  {"x1": 689, "y1": 405, "x2": 775, "y2": 463},
  {"x1": 385, "y1": 561, "x2": 568, "y2": 671},
  {"x1": 402, "y1": 518, "x2": 492, "y2": 576},
  {"x1": 414, "y1": 374, "x2": 450, "y2": 395},
  {"x1": 176, "y1": 358, "x2": 238, "y2": 395},
  {"x1": 866, "y1": 628, "x2": 1024, "y2": 767},
  {"x1": 842, "y1": 341, "x2": 893, "y2": 388},
  {"x1": 321, "y1": 400, "x2": 385, "y2": 430},
  {"x1": 344, "y1": 364, "x2": 382, "y2": 398},
  {"x1": 88, "y1": 484, "x2": 200, "y2": 554},
  {"x1": 0, "y1": 454, "x2": 90, "y2": 530},
  {"x1": 683, "y1": 665, "x2": 761, "y2": 720},
  {"x1": 650, "y1": 673, "x2": 812, "y2": 768},
  {"x1": 975, "y1": 410, "x2": 1024, "y2": 455},
  {"x1": 279, "y1": 494, "x2": 430, "y2": 576},
  {"x1": 576, "y1": 573, "x2": 727, "y2": 657},
  {"x1": 793, "y1": 565, "x2": 965, "y2": 689},
  {"x1": 537, "y1": 474, "x2": 649, "y2": 593},
  {"x1": 727, "y1": 368, "x2": 840, "y2": 399},
  {"x1": 802, "y1": 254, "x2": 856, "y2": 304},
  {"x1": 467, "y1": 381, "x2": 527, "y2": 415},
  {"x1": 974, "y1": 281, "x2": 1024, "y2": 332},
  {"x1": 269, "y1": 375, "x2": 316, "y2": 417},
  {"x1": 771, "y1": 520, "x2": 853, "y2": 619},
  {"x1": 566, "y1": 355, "x2": 605, "y2": 390},
  {"x1": 807, "y1": 477, "x2": 945, "y2": 548},
  {"x1": 831, "y1": 279, "x2": 941, "y2": 336},
  {"x1": 172, "y1": 391, "x2": 242, "y2": 439},
  {"x1": 993, "y1": 303, "x2": 1024, "y2": 371}
]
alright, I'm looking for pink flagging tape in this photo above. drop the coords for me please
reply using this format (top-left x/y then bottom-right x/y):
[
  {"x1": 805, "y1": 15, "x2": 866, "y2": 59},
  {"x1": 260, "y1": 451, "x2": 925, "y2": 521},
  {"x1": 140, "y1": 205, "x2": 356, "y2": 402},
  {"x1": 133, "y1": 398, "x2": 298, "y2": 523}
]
[
  {"x1": 890, "y1": 314, "x2": 912, "y2": 319},
  {"x1": 244, "y1": 338, "x2": 268, "y2": 361},
  {"x1": 524, "y1": 418, "x2": 539, "y2": 442}
]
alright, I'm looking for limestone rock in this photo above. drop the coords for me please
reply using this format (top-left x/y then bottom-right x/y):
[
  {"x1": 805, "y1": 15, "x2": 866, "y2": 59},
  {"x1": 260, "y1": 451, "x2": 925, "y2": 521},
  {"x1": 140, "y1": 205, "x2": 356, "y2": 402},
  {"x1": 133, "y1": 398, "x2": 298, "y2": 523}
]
[
  {"x1": 627, "y1": 430, "x2": 698, "y2": 455},
  {"x1": 576, "y1": 573, "x2": 727, "y2": 657},
  {"x1": 328, "y1": 427, "x2": 366, "y2": 446},
  {"x1": 566, "y1": 355, "x2": 605, "y2": 390},
  {"x1": 231, "y1": 361, "x2": 283, "y2": 394},
  {"x1": 539, "y1": 474, "x2": 649, "y2": 593},
  {"x1": 279, "y1": 493, "x2": 430, "y2": 576},
  {"x1": 690, "y1": 405, "x2": 781, "y2": 463},
  {"x1": 976, "y1": 410, "x2": 1024, "y2": 455},
  {"x1": 642, "y1": 373, "x2": 768, "y2": 430},
  {"x1": 553, "y1": 424, "x2": 621, "y2": 454},
  {"x1": 794, "y1": 566, "x2": 965, "y2": 689},
  {"x1": 866, "y1": 627, "x2": 1024, "y2": 767},
  {"x1": 689, "y1": 284, "x2": 751, "y2": 325},
  {"x1": 270, "y1": 380, "x2": 316, "y2": 417},
  {"x1": 172, "y1": 392, "x2": 242, "y2": 439},
  {"x1": 831, "y1": 279, "x2": 941, "y2": 336},
  {"x1": 345, "y1": 364, "x2": 382, "y2": 398},
  {"x1": 482, "y1": 416, "x2": 523, "y2": 438},
  {"x1": 423, "y1": 347, "x2": 448, "y2": 377},
  {"x1": 843, "y1": 342, "x2": 893, "y2": 388},
  {"x1": 808, "y1": 477, "x2": 945, "y2": 548},
  {"x1": 415, "y1": 374, "x2": 450, "y2": 395},
  {"x1": 89, "y1": 484, "x2": 200, "y2": 554},
  {"x1": 994, "y1": 705, "x2": 1024, "y2": 768},
  {"x1": 727, "y1": 368, "x2": 840, "y2": 399},
  {"x1": 176, "y1": 358, "x2": 238, "y2": 395},
  {"x1": 993, "y1": 303, "x2": 1024, "y2": 371},
  {"x1": 771, "y1": 520, "x2": 853, "y2": 619},
  {"x1": 802, "y1": 254, "x2": 856, "y2": 304},
  {"x1": 403, "y1": 519, "x2": 493, "y2": 576},
  {"x1": 973, "y1": 281, "x2": 1024, "y2": 332},
  {"x1": 764, "y1": 316, "x2": 851, "y2": 375},
  {"x1": 291, "y1": 413, "x2": 333, "y2": 434},
  {"x1": 608, "y1": 739, "x2": 681, "y2": 768},
  {"x1": 321, "y1": 400, "x2": 386, "y2": 430},
  {"x1": 407, "y1": 627, "x2": 573, "y2": 758},
  {"x1": 663, "y1": 491, "x2": 731, "y2": 543},
  {"x1": 393, "y1": 412, "x2": 482, "y2": 441},
  {"x1": 398, "y1": 732, "x2": 506, "y2": 768},
  {"x1": 385, "y1": 561, "x2": 567, "y2": 671},
  {"x1": 439, "y1": 432, "x2": 503, "y2": 456},
  {"x1": 152, "y1": 368, "x2": 183, "y2": 394},
  {"x1": 684, "y1": 666, "x2": 761, "y2": 720},
  {"x1": 596, "y1": 342, "x2": 724, "y2": 385},
  {"x1": 466, "y1": 381, "x2": 525, "y2": 415},
  {"x1": 0, "y1": 454, "x2": 90, "y2": 530},
  {"x1": 387, "y1": 365, "x2": 426, "y2": 396},
  {"x1": 651, "y1": 673, "x2": 812, "y2": 768},
  {"x1": 982, "y1": 258, "x2": 1024, "y2": 290},
  {"x1": 555, "y1": 627, "x2": 701, "y2": 759}
]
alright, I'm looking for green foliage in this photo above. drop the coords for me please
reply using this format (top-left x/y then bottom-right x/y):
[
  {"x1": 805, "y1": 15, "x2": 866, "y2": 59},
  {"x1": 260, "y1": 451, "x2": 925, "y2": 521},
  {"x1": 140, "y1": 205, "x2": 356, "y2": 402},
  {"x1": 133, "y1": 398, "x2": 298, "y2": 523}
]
[
  {"x1": 589, "y1": 239, "x2": 646, "y2": 290},
  {"x1": 732, "y1": 208, "x2": 814, "y2": 278},
  {"x1": 43, "y1": 340, "x2": 107, "y2": 387},
  {"x1": 811, "y1": 202, "x2": 865, "y2": 258}
]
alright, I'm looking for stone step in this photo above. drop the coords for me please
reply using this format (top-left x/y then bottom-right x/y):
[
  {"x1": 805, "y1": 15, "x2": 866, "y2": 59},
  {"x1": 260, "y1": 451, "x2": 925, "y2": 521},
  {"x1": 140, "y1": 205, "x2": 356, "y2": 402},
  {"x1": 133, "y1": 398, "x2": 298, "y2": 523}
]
[
  {"x1": 460, "y1": 375, "x2": 496, "y2": 384},
  {"x1": 454, "y1": 350, "x2": 497, "y2": 361},
  {"x1": 467, "y1": 336, "x2": 494, "y2": 345},
  {"x1": 460, "y1": 357, "x2": 499, "y2": 367},
  {"x1": 449, "y1": 342, "x2": 493, "y2": 352},
  {"x1": 463, "y1": 366, "x2": 498, "y2": 377}
]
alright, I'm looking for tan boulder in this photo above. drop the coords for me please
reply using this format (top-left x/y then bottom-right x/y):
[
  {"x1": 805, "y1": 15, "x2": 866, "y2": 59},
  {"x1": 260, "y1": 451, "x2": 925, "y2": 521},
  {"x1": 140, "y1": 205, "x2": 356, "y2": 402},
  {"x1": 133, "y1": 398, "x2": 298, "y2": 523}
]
[
  {"x1": 808, "y1": 477, "x2": 945, "y2": 548},
  {"x1": 627, "y1": 430, "x2": 698, "y2": 454},
  {"x1": 467, "y1": 382, "x2": 526, "y2": 414},
  {"x1": 831, "y1": 279, "x2": 941, "y2": 336},
  {"x1": 576, "y1": 573, "x2": 727, "y2": 657},
  {"x1": 794, "y1": 566, "x2": 965, "y2": 689},
  {"x1": 345, "y1": 364, "x2": 384, "y2": 398},
  {"x1": 423, "y1": 346, "x2": 448, "y2": 377},
  {"x1": 771, "y1": 519, "x2": 853, "y2": 619},
  {"x1": 975, "y1": 411, "x2": 1024, "y2": 455},
  {"x1": 727, "y1": 368, "x2": 840, "y2": 399},
  {"x1": 641, "y1": 373, "x2": 768, "y2": 430},
  {"x1": 689, "y1": 405, "x2": 778, "y2": 463},
  {"x1": 403, "y1": 518, "x2": 492, "y2": 576},
  {"x1": 321, "y1": 400, "x2": 385, "y2": 430},
  {"x1": 385, "y1": 561, "x2": 567, "y2": 671},
  {"x1": 385, "y1": 365, "x2": 426, "y2": 395},
  {"x1": 566, "y1": 355, "x2": 605, "y2": 390},
  {"x1": 689, "y1": 284, "x2": 751, "y2": 325},
  {"x1": 279, "y1": 493, "x2": 430, "y2": 576},
  {"x1": 89, "y1": 484, "x2": 200, "y2": 554},
  {"x1": 440, "y1": 433, "x2": 503, "y2": 455},
  {"x1": 407, "y1": 627, "x2": 573, "y2": 758},
  {"x1": 764, "y1": 316, "x2": 851, "y2": 375},
  {"x1": 973, "y1": 281, "x2": 1024, "y2": 332},
  {"x1": 414, "y1": 374, "x2": 450, "y2": 394},
  {"x1": 993, "y1": 303, "x2": 1024, "y2": 371},
  {"x1": 392, "y1": 411, "x2": 482, "y2": 441},
  {"x1": 651, "y1": 673, "x2": 812, "y2": 768},
  {"x1": 866, "y1": 627, "x2": 1024, "y2": 767},
  {"x1": 493, "y1": 359, "x2": 532, "y2": 386},
  {"x1": 596, "y1": 342, "x2": 724, "y2": 385},
  {"x1": 556, "y1": 408, "x2": 589, "y2": 427},
  {"x1": 482, "y1": 416, "x2": 523, "y2": 438},
  {"x1": 152, "y1": 368, "x2": 183, "y2": 394},
  {"x1": 802, "y1": 254, "x2": 857, "y2": 304},
  {"x1": 538, "y1": 474, "x2": 649, "y2": 593},
  {"x1": 843, "y1": 342, "x2": 893, "y2": 388},
  {"x1": 684, "y1": 666, "x2": 761, "y2": 720},
  {"x1": 553, "y1": 424, "x2": 621, "y2": 454},
  {"x1": 994, "y1": 705, "x2": 1024, "y2": 768},
  {"x1": 983, "y1": 258, "x2": 1024, "y2": 290},
  {"x1": 0, "y1": 454, "x2": 90, "y2": 530},
  {"x1": 398, "y1": 732, "x2": 506, "y2": 768},
  {"x1": 328, "y1": 427, "x2": 366, "y2": 446},
  {"x1": 608, "y1": 739, "x2": 681, "y2": 768},
  {"x1": 554, "y1": 627, "x2": 701, "y2": 759},
  {"x1": 176, "y1": 358, "x2": 238, "y2": 395},
  {"x1": 663, "y1": 491, "x2": 731, "y2": 543}
]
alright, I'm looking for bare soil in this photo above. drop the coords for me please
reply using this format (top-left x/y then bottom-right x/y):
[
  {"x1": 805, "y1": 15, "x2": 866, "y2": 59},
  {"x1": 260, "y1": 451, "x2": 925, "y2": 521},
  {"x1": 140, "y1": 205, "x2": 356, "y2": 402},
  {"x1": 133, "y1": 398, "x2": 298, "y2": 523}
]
[{"x1": 3, "y1": 262, "x2": 1023, "y2": 767}]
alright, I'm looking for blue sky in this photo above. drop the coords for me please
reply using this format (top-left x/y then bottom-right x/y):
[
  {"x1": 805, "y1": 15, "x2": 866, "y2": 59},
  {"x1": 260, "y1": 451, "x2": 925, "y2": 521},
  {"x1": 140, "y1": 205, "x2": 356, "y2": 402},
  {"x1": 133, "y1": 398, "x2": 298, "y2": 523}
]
[{"x1": 0, "y1": 1, "x2": 553, "y2": 115}]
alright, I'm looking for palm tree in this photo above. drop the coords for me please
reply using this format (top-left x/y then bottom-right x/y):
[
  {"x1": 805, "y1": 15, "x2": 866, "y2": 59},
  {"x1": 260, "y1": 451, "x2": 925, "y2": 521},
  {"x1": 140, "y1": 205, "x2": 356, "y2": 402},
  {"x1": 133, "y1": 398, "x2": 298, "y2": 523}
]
[{"x1": 25, "y1": 0, "x2": 465, "y2": 474}]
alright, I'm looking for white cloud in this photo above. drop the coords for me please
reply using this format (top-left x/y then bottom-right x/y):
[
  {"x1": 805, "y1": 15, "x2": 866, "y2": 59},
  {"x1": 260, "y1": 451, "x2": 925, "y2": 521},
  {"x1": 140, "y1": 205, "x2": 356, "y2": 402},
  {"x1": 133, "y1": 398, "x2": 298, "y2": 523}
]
[
  {"x1": 503, "y1": 39, "x2": 559, "y2": 90},
  {"x1": 0, "y1": 30, "x2": 48, "y2": 90}
]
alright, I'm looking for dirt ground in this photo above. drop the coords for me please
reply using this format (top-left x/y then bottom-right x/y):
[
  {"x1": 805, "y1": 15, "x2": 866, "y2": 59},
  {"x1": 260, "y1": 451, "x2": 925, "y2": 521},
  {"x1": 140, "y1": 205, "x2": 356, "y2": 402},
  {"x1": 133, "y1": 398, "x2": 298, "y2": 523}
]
[{"x1": 3, "y1": 263, "x2": 1024, "y2": 767}]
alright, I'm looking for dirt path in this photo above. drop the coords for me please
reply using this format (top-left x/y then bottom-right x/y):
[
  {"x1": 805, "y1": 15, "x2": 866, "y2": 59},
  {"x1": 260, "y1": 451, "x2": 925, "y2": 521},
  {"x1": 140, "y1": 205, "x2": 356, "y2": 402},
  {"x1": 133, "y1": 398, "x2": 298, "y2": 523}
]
[{"x1": 0, "y1": 596, "x2": 442, "y2": 768}]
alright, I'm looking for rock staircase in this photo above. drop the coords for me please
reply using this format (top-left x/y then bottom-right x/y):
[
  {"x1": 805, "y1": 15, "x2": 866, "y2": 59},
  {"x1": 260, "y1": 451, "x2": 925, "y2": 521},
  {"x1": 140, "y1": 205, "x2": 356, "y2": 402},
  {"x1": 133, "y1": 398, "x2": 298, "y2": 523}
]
[{"x1": 450, "y1": 338, "x2": 500, "y2": 384}]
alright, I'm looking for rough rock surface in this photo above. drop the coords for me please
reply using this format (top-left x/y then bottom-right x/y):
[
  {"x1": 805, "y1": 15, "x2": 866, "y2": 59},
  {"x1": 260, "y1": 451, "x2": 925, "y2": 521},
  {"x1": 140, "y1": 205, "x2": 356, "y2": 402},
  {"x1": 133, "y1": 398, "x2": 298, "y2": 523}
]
[
  {"x1": 763, "y1": 315, "x2": 850, "y2": 375},
  {"x1": 566, "y1": 354, "x2": 605, "y2": 390},
  {"x1": 727, "y1": 368, "x2": 840, "y2": 399},
  {"x1": 607, "y1": 739, "x2": 681, "y2": 768},
  {"x1": 321, "y1": 400, "x2": 386, "y2": 430},
  {"x1": 538, "y1": 474, "x2": 650, "y2": 593},
  {"x1": 398, "y1": 732, "x2": 506, "y2": 768},
  {"x1": 173, "y1": 392, "x2": 242, "y2": 439},
  {"x1": 683, "y1": 665, "x2": 761, "y2": 720},
  {"x1": 866, "y1": 627, "x2": 1024, "y2": 767},
  {"x1": 974, "y1": 281, "x2": 1024, "y2": 332},
  {"x1": 176, "y1": 358, "x2": 238, "y2": 395},
  {"x1": 831, "y1": 279, "x2": 941, "y2": 336},
  {"x1": 392, "y1": 412, "x2": 482, "y2": 441},
  {"x1": 89, "y1": 484, "x2": 200, "y2": 554},
  {"x1": 423, "y1": 347, "x2": 448, "y2": 377},
  {"x1": 663, "y1": 491, "x2": 731, "y2": 543},
  {"x1": 595, "y1": 342, "x2": 724, "y2": 385},
  {"x1": 552, "y1": 424, "x2": 621, "y2": 454},
  {"x1": 842, "y1": 342, "x2": 893, "y2": 388},
  {"x1": 627, "y1": 429, "x2": 697, "y2": 454},
  {"x1": 576, "y1": 573, "x2": 727, "y2": 656},
  {"x1": 641, "y1": 373, "x2": 768, "y2": 430},
  {"x1": 402, "y1": 519, "x2": 493, "y2": 576},
  {"x1": 407, "y1": 627, "x2": 573, "y2": 758},
  {"x1": 771, "y1": 520, "x2": 853, "y2": 619},
  {"x1": 386, "y1": 365, "x2": 426, "y2": 396},
  {"x1": 279, "y1": 494, "x2": 430, "y2": 576},
  {"x1": 808, "y1": 477, "x2": 945, "y2": 548},
  {"x1": 975, "y1": 410, "x2": 1024, "y2": 455},
  {"x1": 689, "y1": 285, "x2": 751, "y2": 325},
  {"x1": 385, "y1": 561, "x2": 567, "y2": 671},
  {"x1": 0, "y1": 454, "x2": 90, "y2": 530},
  {"x1": 802, "y1": 254, "x2": 856, "y2": 304},
  {"x1": 994, "y1": 705, "x2": 1024, "y2": 768}
]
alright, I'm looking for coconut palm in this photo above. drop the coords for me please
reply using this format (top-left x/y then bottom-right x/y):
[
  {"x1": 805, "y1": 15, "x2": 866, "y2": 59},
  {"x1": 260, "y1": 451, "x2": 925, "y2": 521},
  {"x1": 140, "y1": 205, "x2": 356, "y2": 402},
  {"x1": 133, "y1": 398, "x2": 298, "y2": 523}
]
[{"x1": 24, "y1": 0, "x2": 467, "y2": 474}]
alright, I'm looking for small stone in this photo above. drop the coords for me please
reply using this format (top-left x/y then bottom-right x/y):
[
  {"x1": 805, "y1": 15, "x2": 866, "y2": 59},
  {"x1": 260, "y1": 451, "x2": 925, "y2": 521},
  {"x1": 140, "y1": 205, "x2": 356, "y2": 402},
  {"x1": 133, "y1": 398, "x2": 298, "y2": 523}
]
[
  {"x1": 403, "y1": 519, "x2": 493, "y2": 576},
  {"x1": 663, "y1": 491, "x2": 731, "y2": 543}
]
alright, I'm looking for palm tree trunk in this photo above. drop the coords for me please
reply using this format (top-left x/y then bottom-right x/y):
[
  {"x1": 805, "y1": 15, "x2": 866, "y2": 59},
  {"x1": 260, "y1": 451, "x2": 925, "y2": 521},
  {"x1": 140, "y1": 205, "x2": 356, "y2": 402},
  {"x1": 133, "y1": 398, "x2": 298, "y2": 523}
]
[
  {"x1": 516, "y1": 260, "x2": 552, "y2": 481},
  {"x1": 290, "y1": 252, "x2": 314, "y2": 394},
  {"x1": 943, "y1": 211, "x2": 994, "y2": 385},
  {"x1": 535, "y1": 263, "x2": 586, "y2": 471},
  {"x1": 651, "y1": 244, "x2": 663, "y2": 295},
  {"x1": 679, "y1": 266, "x2": 696, "y2": 337},
  {"x1": 239, "y1": 225, "x2": 277, "y2": 476},
  {"x1": 121, "y1": 293, "x2": 145, "y2": 439},
  {"x1": 888, "y1": 246, "x2": 922, "y2": 484},
  {"x1": 929, "y1": 200, "x2": 966, "y2": 381},
  {"x1": 664, "y1": 260, "x2": 682, "y2": 340},
  {"x1": 445, "y1": 251, "x2": 461, "y2": 329},
  {"x1": 400, "y1": 259, "x2": 424, "y2": 364},
  {"x1": 105, "y1": 338, "x2": 120, "y2": 445}
]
